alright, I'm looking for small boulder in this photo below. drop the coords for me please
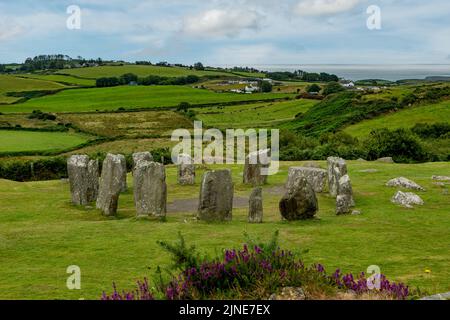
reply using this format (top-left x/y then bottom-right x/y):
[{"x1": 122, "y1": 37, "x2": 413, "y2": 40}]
[
  {"x1": 391, "y1": 191, "x2": 424, "y2": 208},
  {"x1": 279, "y1": 177, "x2": 318, "y2": 221},
  {"x1": 248, "y1": 187, "x2": 263, "y2": 223},
  {"x1": 386, "y1": 177, "x2": 425, "y2": 191},
  {"x1": 432, "y1": 175, "x2": 450, "y2": 181},
  {"x1": 286, "y1": 167, "x2": 327, "y2": 193},
  {"x1": 376, "y1": 157, "x2": 395, "y2": 163}
]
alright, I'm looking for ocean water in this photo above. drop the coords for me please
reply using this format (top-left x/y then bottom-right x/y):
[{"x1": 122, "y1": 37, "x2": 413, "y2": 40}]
[{"x1": 230, "y1": 64, "x2": 450, "y2": 82}]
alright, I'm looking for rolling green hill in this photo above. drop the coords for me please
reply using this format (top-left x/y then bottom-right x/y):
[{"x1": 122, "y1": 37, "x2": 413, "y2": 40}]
[{"x1": 17, "y1": 74, "x2": 96, "y2": 87}]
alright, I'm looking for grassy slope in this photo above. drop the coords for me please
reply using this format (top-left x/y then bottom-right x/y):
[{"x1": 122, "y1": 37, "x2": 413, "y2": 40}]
[
  {"x1": 58, "y1": 65, "x2": 234, "y2": 79},
  {"x1": 1, "y1": 86, "x2": 294, "y2": 113},
  {"x1": 0, "y1": 161, "x2": 449, "y2": 299},
  {"x1": 344, "y1": 101, "x2": 450, "y2": 138},
  {"x1": 0, "y1": 131, "x2": 90, "y2": 153},
  {"x1": 0, "y1": 75, "x2": 66, "y2": 104},
  {"x1": 197, "y1": 99, "x2": 318, "y2": 129},
  {"x1": 17, "y1": 74, "x2": 96, "y2": 87}
]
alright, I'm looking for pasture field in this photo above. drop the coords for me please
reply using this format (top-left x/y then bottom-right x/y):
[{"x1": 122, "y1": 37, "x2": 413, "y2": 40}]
[
  {"x1": 0, "y1": 130, "x2": 90, "y2": 153},
  {"x1": 0, "y1": 113, "x2": 63, "y2": 129},
  {"x1": 0, "y1": 161, "x2": 449, "y2": 299},
  {"x1": 17, "y1": 74, "x2": 96, "y2": 87},
  {"x1": 1, "y1": 86, "x2": 295, "y2": 113},
  {"x1": 57, "y1": 65, "x2": 235, "y2": 79},
  {"x1": 0, "y1": 75, "x2": 66, "y2": 104},
  {"x1": 344, "y1": 101, "x2": 450, "y2": 138},
  {"x1": 196, "y1": 99, "x2": 318, "y2": 129}
]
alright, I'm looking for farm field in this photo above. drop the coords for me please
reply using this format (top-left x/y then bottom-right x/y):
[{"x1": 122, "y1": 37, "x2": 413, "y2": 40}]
[
  {"x1": 197, "y1": 99, "x2": 318, "y2": 129},
  {"x1": 0, "y1": 85, "x2": 295, "y2": 113},
  {"x1": 0, "y1": 161, "x2": 449, "y2": 299},
  {"x1": 17, "y1": 74, "x2": 96, "y2": 87},
  {"x1": 344, "y1": 101, "x2": 450, "y2": 138},
  {"x1": 0, "y1": 75, "x2": 66, "y2": 104},
  {"x1": 57, "y1": 65, "x2": 237, "y2": 79},
  {"x1": 0, "y1": 130, "x2": 90, "y2": 153}
]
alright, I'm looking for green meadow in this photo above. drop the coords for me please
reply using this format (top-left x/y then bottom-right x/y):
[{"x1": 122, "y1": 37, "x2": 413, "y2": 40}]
[
  {"x1": 0, "y1": 161, "x2": 448, "y2": 299},
  {"x1": 17, "y1": 74, "x2": 96, "y2": 87},
  {"x1": 0, "y1": 130, "x2": 90, "y2": 153},
  {"x1": 1, "y1": 85, "x2": 294, "y2": 113}
]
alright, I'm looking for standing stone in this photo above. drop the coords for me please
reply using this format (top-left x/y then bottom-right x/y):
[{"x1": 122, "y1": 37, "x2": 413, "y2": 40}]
[
  {"x1": 132, "y1": 152, "x2": 153, "y2": 172},
  {"x1": 134, "y1": 161, "x2": 167, "y2": 218},
  {"x1": 279, "y1": 177, "x2": 318, "y2": 221},
  {"x1": 327, "y1": 157, "x2": 348, "y2": 197},
  {"x1": 118, "y1": 154, "x2": 128, "y2": 192},
  {"x1": 243, "y1": 149, "x2": 270, "y2": 186},
  {"x1": 96, "y1": 154, "x2": 124, "y2": 216},
  {"x1": 248, "y1": 187, "x2": 263, "y2": 223},
  {"x1": 286, "y1": 167, "x2": 327, "y2": 193},
  {"x1": 198, "y1": 169, "x2": 234, "y2": 221},
  {"x1": 177, "y1": 154, "x2": 195, "y2": 185},
  {"x1": 67, "y1": 155, "x2": 99, "y2": 206},
  {"x1": 336, "y1": 174, "x2": 355, "y2": 215}
]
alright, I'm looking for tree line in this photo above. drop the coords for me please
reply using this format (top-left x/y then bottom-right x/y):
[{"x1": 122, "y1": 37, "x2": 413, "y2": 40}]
[{"x1": 96, "y1": 73, "x2": 201, "y2": 87}]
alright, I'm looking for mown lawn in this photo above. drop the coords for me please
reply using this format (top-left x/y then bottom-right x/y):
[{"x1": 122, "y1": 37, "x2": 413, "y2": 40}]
[
  {"x1": 1, "y1": 86, "x2": 295, "y2": 113},
  {"x1": 344, "y1": 101, "x2": 450, "y2": 138},
  {"x1": 0, "y1": 130, "x2": 90, "y2": 153},
  {"x1": 0, "y1": 75, "x2": 66, "y2": 104},
  {"x1": 0, "y1": 161, "x2": 448, "y2": 299}
]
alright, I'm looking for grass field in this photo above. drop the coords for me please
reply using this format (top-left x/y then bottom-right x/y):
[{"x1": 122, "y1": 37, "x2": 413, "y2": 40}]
[
  {"x1": 0, "y1": 75, "x2": 66, "y2": 104},
  {"x1": 196, "y1": 99, "x2": 318, "y2": 129},
  {"x1": 57, "y1": 65, "x2": 235, "y2": 79},
  {"x1": 0, "y1": 130, "x2": 90, "y2": 153},
  {"x1": 344, "y1": 101, "x2": 450, "y2": 138},
  {"x1": 0, "y1": 86, "x2": 294, "y2": 113},
  {"x1": 17, "y1": 74, "x2": 96, "y2": 87},
  {"x1": 0, "y1": 160, "x2": 448, "y2": 299}
]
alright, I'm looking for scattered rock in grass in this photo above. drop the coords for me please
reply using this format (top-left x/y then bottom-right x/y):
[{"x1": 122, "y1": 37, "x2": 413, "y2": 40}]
[
  {"x1": 327, "y1": 156, "x2": 348, "y2": 198},
  {"x1": 134, "y1": 160, "x2": 167, "y2": 218},
  {"x1": 67, "y1": 155, "x2": 99, "y2": 206},
  {"x1": 132, "y1": 152, "x2": 153, "y2": 172},
  {"x1": 248, "y1": 187, "x2": 263, "y2": 223},
  {"x1": 96, "y1": 154, "x2": 125, "y2": 216},
  {"x1": 351, "y1": 210, "x2": 361, "y2": 215},
  {"x1": 198, "y1": 169, "x2": 234, "y2": 221},
  {"x1": 286, "y1": 167, "x2": 327, "y2": 193},
  {"x1": 391, "y1": 191, "x2": 424, "y2": 208},
  {"x1": 279, "y1": 176, "x2": 318, "y2": 221},
  {"x1": 336, "y1": 174, "x2": 355, "y2": 215},
  {"x1": 432, "y1": 175, "x2": 450, "y2": 181},
  {"x1": 177, "y1": 153, "x2": 195, "y2": 185},
  {"x1": 356, "y1": 158, "x2": 367, "y2": 162},
  {"x1": 376, "y1": 157, "x2": 395, "y2": 163},
  {"x1": 386, "y1": 177, "x2": 425, "y2": 191},
  {"x1": 358, "y1": 169, "x2": 378, "y2": 173},
  {"x1": 243, "y1": 149, "x2": 270, "y2": 186},
  {"x1": 269, "y1": 287, "x2": 306, "y2": 300},
  {"x1": 433, "y1": 182, "x2": 446, "y2": 187}
]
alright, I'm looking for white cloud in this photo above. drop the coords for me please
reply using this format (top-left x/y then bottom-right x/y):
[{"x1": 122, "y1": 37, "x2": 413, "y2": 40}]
[
  {"x1": 295, "y1": 0, "x2": 360, "y2": 16},
  {"x1": 182, "y1": 9, "x2": 264, "y2": 38}
]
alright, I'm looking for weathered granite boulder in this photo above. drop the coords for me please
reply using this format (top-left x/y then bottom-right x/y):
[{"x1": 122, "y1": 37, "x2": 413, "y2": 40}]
[
  {"x1": 134, "y1": 161, "x2": 167, "y2": 218},
  {"x1": 248, "y1": 187, "x2": 263, "y2": 223},
  {"x1": 327, "y1": 157, "x2": 348, "y2": 197},
  {"x1": 118, "y1": 154, "x2": 128, "y2": 192},
  {"x1": 386, "y1": 177, "x2": 425, "y2": 191},
  {"x1": 376, "y1": 157, "x2": 394, "y2": 163},
  {"x1": 243, "y1": 149, "x2": 270, "y2": 186},
  {"x1": 286, "y1": 167, "x2": 327, "y2": 193},
  {"x1": 391, "y1": 191, "x2": 424, "y2": 208},
  {"x1": 198, "y1": 169, "x2": 234, "y2": 221},
  {"x1": 335, "y1": 174, "x2": 355, "y2": 214},
  {"x1": 279, "y1": 177, "x2": 318, "y2": 221},
  {"x1": 96, "y1": 154, "x2": 125, "y2": 216},
  {"x1": 132, "y1": 152, "x2": 153, "y2": 172},
  {"x1": 177, "y1": 153, "x2": 195, "y2": 185},
  {"x1": 67, "y1": 155, "x2": 99, "y2": 206},
  {"x1": 432, "y1": 175, "x2": 450, "y2": 181}
]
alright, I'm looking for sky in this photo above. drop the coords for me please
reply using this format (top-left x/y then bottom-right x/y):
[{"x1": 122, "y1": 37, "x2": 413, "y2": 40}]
[{"x1": 1, "y1": 0, "x2": 450, "y2": 65}]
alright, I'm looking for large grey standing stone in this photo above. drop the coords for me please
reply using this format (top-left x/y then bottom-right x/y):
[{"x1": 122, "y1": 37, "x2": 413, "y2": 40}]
[
  {"x1": 243, "y1": 149, "x2": 270, "y2": 186},
  {"x1": 96, "y1": 154, "x2": 125, "y2": 216},
  {"x1": 327, "y1": 157, "x2": 348, "y2": 197},
  {"x1": 286, "y1": 167, "x2": 327, "y2": 193},
  {"x1": 391, "y1": 191, "x2": 424, "y2": 208},
  {"x1": 386, "y1": 177, "x2": 425, "y2": 191},
  {"x1": 335, "y1": 174, "x2": 355, "y2": 215},
  {"x1": 248, "y1": 187, "x2": 263, "y2": 223},
  {"x1": 67, "y1": 155, "x2": 99, "y2": 206},
  {"x1": 134, "y1": 161, "x2": 167, "y2": 218},
  {"x1": 177, "y1": 154, "x2": 195, "y2": 185},
  {"x1": 118, "y1": 154, "x2": 128, "y2": 192},
  {"x1": 279, "y1": 177, "x2": 318, "y2": 221},
  {"x1": 198, "y1": 169, "x2": 234, "y2": 221},
  {"x1": 132, "y1": 152, "x2": 153, "y2": 172}
]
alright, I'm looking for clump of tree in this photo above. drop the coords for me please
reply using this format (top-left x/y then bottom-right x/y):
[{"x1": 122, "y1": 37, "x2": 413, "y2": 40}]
[
  {"x1": 0, "y1": 64, "x2": 5, "y2": 73},
  {"x1": 322, "y1": 82, "x2": 345, "y2": 96},
  {"x1": 306, "y1": 84, "x2": 322, "y2": 93},
  {"x1": 135, "y1": 61, "x2": 152, "y2": 65},
  {"x1": 260, "y1": 81, "x2": 273, "y2": 93},
  {"x1": 193, "y1": 62, "x2": 205, "y2": 71},
  {"x1": 266, "y1": 70, "x2": 339, "y2": 82},
  {"x1": 19, "y1": 55, "x2": 105, "y2": 72},
  {"x1": 28, "y1": 110, "x2": 57, "y2": 121},
  {"x1": 96, "y1": 73, "x2": 200, "y2": 87}
]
